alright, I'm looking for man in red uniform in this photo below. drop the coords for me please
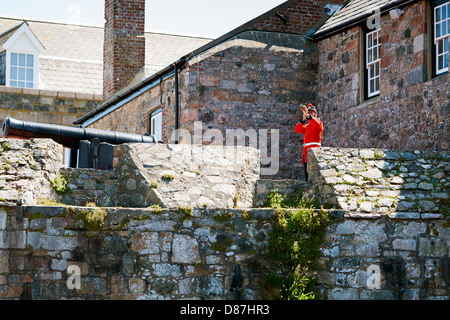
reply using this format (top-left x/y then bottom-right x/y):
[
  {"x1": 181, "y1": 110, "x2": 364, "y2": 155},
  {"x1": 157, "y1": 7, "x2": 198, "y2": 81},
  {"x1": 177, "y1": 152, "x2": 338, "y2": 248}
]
[{"x1": 294, "y1": 103, "x2": 323, "y2": 181}]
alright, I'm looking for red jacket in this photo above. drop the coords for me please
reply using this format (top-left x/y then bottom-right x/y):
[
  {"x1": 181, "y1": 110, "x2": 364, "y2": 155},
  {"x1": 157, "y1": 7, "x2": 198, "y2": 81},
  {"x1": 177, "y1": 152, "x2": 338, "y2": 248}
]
[{"x1": 295, "y1": 117, "x2": 323, "y2": 163}]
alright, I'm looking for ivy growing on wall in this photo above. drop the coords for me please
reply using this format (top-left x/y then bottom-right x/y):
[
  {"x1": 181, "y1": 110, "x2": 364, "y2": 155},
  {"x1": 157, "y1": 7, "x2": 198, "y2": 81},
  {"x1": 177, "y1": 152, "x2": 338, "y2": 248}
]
[{"x1": 262, "y1": 189, "x2": 331, "y2": 300}]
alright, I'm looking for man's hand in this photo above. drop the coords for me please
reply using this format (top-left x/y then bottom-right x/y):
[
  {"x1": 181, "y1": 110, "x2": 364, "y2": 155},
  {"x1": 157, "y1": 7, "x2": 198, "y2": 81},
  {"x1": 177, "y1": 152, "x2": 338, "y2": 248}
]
[{"x1": 301, "y1": 105, "x2": 308, "y2": 114}]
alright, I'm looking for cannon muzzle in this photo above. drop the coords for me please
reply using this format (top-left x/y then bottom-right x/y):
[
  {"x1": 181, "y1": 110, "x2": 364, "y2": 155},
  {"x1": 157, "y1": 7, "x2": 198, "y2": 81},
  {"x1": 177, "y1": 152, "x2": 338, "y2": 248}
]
[{"x1": 2, "y1": 117, "x2": 158, "y2": 149}]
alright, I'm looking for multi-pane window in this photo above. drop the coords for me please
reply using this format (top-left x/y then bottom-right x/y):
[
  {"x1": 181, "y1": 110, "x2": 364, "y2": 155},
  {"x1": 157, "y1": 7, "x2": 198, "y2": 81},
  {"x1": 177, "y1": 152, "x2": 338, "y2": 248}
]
[
  {"x1": 366, "y1": 28, "x2": 381, "y2": 98},
  {"x1": 150, "y1": 108, "x2": 162, "y2": 141},
  {"x1": 10, "y1": 52, "x2": 34, "y2": 88},
  {"x1": 434, "y1": 1, "x2": 449, "y2": 75}
]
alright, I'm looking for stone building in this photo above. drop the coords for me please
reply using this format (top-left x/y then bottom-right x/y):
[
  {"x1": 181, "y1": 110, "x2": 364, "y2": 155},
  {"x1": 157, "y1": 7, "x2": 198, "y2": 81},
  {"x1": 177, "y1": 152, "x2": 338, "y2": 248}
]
[
  {"x1": 314, "y1": 0, "x2": 449, "y2": 152},
  {"x1": 75, "y1": 0, "x2": 449, "y2": 180},
  {"x1": 75, "y1": 0, "x2": 345, "y2": 179}
]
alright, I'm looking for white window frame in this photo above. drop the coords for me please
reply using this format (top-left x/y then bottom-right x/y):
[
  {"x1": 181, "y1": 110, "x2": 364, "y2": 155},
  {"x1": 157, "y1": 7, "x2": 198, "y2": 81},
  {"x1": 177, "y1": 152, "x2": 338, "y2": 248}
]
[
  {"x1": 150, "y1": 108, "x2": 162, "y2": 141},
  {"x1": 434, "y1": 1, "x2": 450, "y2": 75},
  {"x1": 8, "y1": 51, "x2": 36, "y2": 89},
  {"x1": 366, "y1": 28, "x2": 381, "y2": 98}
]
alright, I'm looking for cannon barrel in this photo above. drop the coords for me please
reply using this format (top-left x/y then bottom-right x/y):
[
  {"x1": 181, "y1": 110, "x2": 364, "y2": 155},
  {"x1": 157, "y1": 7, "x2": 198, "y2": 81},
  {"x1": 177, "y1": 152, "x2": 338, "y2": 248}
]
[{"x1": 2, "y1": 117, "x2": 158, "y2": 149}]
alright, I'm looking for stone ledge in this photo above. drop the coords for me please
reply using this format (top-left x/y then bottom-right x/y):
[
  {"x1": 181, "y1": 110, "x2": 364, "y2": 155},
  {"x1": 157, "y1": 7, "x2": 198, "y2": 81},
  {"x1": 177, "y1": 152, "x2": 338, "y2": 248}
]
[{"x1": 0, "y1": 85, "x2": 102, "y2": 100}]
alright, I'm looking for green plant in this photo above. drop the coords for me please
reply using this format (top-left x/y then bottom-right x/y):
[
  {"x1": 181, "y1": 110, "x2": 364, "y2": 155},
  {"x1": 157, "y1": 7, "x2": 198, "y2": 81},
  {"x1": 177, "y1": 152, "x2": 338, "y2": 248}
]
[
  {"x1": 50, "y1": 172, "x2": 68, "y2": 194},
  {"x1": 150, "y1": 181, "x2": 158, "y2": 189},
  {"x1": 1, "y1": 142, "x2": 11, "y2": 151},
  {"x1": 39, "y1": 199, "x2": 67, "y2": 206},
  {"x1": 263, "y1": 189, "x2": 284, "y2": 208},
  {"x1": 211, "y1": 236, "x2": 233, "y2": 252},
  {"x1": 267, "y1": 208, "x2": 330, "y2": 300},
  {"x1": 263, "y1": 188, "x2": 321, "y2": 210},
  {"x1": 213, "y1": 211, "x2": 233, "y2": 222},
  {"x1": 280, "y1": 275, "x2": 316, "y2": 300},
  {"x1": 233, "y1": 193, "x2": 240, "y2": 208},
  {"x1": 161, "y1": 174, "x2": 174, "y2": 181},
  {"x1": 149, "y1": 204, "x2": 163, "y2": 214},
  {"x1": 80, "y1": 207, "x2": 107, "y2": 231},
  {"x1": 179, "y1": 205, "x2": 193, "y2": 219}
]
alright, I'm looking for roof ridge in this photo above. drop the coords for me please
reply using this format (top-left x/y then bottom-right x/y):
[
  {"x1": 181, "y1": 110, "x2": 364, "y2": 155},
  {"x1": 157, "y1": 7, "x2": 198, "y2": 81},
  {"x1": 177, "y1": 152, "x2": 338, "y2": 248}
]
[
  {"x1": 0, "y1": 16, "x2": 214, "y2": 40},
  {"x1": 0, "y1": 15, "x2": 104, "y2": 29}
]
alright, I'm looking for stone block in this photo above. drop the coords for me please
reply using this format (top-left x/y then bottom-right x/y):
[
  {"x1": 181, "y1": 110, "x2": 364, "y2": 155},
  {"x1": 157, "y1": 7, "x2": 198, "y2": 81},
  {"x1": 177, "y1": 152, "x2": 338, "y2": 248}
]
[
  {"x1": 129, "y1": 278, "x2": 147, "y2": 293},
  {"x1": 172, "y1": 234, "x2": 200, "y2": 264},
  {"x1": 153, "y1": 263, "x2": 182, "y2": 277},
  {"x1": 0, "y1": 250, "x2": 9, "y2": 273},
  {"x1": 195, "y1": 276, "x2": 223, "y2": 297},
  {"x1": 0, "y1": 209, "x2": 6, "y2": 230},
  {"x1": 360, "y1": 168, "x2": 383, "y2": 179},
  {"x1": 328, "y1": 287, "x2": 358, "y2": 300},
  {"x1": 393, "y1": 238, "x2": 416, "y2": 251},
  {"x1": 42, "y1": 235, "x2": 78, "y2": 251},
  {"x1": 419, "y1": 238, "x2": 447, "y2": 257},
  {"x1": 131, "y1": 232, "x2": 160, "y2": 255},
  {"x1": 406, "y1": 64, "x2": 427, "y2": 84},
  {"x1": 389, "y1": 212, "x2": 420, "y2": 219}
]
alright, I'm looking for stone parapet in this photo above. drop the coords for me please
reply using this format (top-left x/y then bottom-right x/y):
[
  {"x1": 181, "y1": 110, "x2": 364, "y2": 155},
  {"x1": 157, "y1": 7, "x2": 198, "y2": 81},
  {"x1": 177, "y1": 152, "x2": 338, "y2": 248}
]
[
  {"x1": 0, "y1": 138, "x2": 63, "y2": 206},
  {"x1": 112, "y1": 143, "x2": 260, "y2": 208},
  {"x1": 308, "y1": 147, "x2": 449, "y2": 218}
]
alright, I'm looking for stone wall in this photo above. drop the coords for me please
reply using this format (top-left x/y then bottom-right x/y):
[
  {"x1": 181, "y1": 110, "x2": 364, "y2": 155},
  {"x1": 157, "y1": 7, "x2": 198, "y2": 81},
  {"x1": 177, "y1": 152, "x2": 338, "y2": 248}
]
[
  {"x1": 0, "y1": 86, "x2": 102, "y2": 126},
  {"x1": 308, "y1": 147, "x2": 449, "y2": 218},
  {"x1": 181, "y1": 30, "x2": 317, "y2": 179},
  {"x1": 317, "y1": 1, "x2": 449, "y2": 151},
  {"x1": 306, "y1": 147, "x2": 449, "y2": 300},
  {"x1": 0, "y1": 204, "x2": 279, "y2": 300},
  {"x1": 317, "y1": 216, "x2": 450, "y2": 300},
  {"x1": 112, "y1": 143, "x2": 260, "y2": 209},
  {"x1": 0, "y1": 139, "x2": 63, "y2": 205},
  {"x1": 59, "y1": 143, "x2": 260, "y2": 209},
  {"x1": 1, "y1": 205, "x2": 448, "y2": 300},
  {"x1": 0, "y1": 140, "x2": 449, "y2": 300},
  {"x1": 60, "y1": 168, "x2": 119, "y2": 207},
  {"x1": 87, "y1": 30, "x2": 319, "y2": 179},
  {"x1": 253, "y1": 179, "x2": 307, "y2": 208}
]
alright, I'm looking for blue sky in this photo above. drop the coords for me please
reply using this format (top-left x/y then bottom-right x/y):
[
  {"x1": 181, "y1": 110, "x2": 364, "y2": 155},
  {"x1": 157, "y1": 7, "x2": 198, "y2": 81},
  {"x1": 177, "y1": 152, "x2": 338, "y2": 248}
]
[{"x1": 2, "y1": 0, "x2": 287, "y2": 38}]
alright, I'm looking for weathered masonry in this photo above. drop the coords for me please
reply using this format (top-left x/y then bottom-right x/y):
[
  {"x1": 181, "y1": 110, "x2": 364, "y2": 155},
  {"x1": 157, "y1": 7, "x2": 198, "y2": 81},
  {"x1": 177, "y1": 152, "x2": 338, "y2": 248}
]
[{"x1": 0, "y1": 139, "x2": 448, "y2": 300}]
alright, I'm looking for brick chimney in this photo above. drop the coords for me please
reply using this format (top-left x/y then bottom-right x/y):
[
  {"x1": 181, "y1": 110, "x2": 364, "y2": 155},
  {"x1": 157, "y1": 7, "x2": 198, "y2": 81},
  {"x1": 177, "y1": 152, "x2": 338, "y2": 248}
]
[{"x1": 103, "y1": 0, "x2": 145, "y2": 102}]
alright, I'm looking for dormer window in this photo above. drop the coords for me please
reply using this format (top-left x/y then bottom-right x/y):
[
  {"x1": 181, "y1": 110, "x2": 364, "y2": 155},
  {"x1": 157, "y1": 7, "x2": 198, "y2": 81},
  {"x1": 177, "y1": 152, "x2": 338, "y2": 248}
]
[{"x1": 0, "y1": 21, "x2": 45, "y2": 89}]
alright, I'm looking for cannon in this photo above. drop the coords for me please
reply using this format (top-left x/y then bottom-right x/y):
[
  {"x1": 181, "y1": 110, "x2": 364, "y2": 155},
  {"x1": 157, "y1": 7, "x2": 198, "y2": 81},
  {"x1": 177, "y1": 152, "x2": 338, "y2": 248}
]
[{"x1": 2, "y1": 117, "x2": 160, "y2": 169}]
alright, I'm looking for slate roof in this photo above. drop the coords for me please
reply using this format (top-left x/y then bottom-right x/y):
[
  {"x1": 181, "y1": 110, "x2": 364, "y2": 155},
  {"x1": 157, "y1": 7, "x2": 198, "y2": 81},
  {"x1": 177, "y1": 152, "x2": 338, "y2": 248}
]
[
  {"x1": 0, "y1": 21, "x2": 24, "y2": 48},
  {"x1": 313, "y1": 0, "x2": 409, "y2": 38},
  {"x1": 0, "y1": 17, "x2": 212, "y2": 96}
]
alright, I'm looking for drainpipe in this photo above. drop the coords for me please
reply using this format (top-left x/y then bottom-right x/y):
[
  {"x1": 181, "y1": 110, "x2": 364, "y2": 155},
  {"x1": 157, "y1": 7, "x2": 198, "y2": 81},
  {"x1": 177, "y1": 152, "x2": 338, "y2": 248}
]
[{"x1": 173, "y1": 58, "x2": 185, "y2": 144}]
